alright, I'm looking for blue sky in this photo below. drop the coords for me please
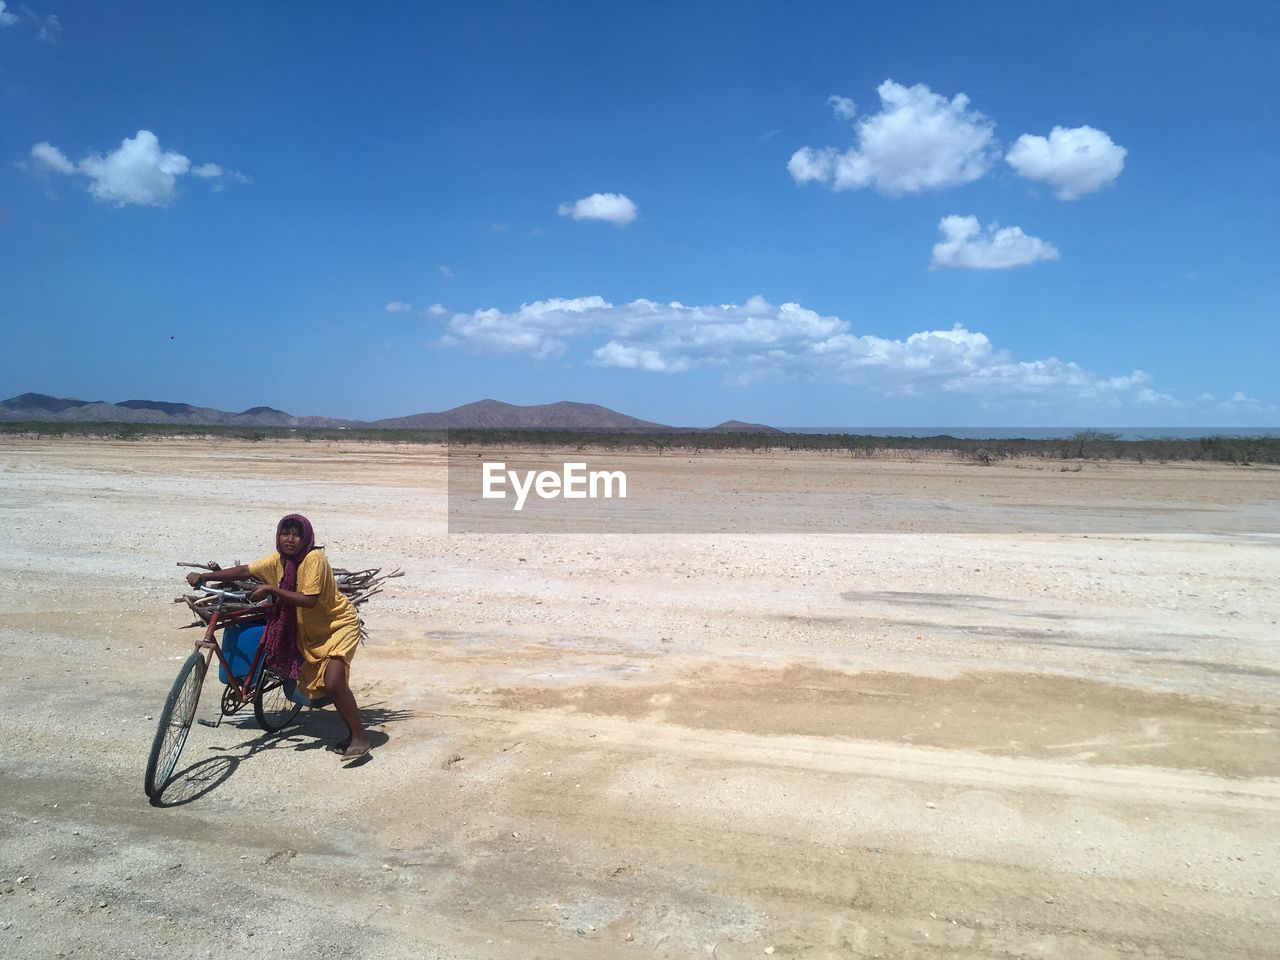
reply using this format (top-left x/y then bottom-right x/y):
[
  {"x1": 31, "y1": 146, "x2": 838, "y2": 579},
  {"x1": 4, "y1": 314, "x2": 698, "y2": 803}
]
[{"x1": 2, "y1": 1, "x2": 1277, "y2": 427}]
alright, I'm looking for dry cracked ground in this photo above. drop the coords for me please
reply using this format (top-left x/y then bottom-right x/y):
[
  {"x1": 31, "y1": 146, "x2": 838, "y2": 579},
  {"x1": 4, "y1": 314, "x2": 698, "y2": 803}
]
[{"x1": 1, "y1": 438, "x2": 1278, "y2": 959}]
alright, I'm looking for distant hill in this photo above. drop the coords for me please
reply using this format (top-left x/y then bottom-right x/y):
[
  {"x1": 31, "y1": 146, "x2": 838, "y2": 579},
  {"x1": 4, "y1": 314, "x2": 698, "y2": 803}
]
[
  {"x1": 373, "y1": 399, "x2": 676, "y2": 432},
  {"x1": 117, "y1": 399, "x2": 204, "y2": 416},
  {"x1": 0, "y1": 392, "x2": 784, "y2": 434},
  {"x1": 0, "y1": 393, "x2": 357, "y2": 428},
  {"x1": 706, "y1": 420, "x2": 786, "y2": 435},
  {"x1": 3, "y1": 392, "x2": 100, "y2": 415}
]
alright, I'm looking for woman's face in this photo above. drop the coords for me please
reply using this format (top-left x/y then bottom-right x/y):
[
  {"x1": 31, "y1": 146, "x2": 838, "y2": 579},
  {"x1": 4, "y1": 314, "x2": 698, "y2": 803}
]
[{"x1": 279, "y1": 524, "x2": 304, "y2": 557}]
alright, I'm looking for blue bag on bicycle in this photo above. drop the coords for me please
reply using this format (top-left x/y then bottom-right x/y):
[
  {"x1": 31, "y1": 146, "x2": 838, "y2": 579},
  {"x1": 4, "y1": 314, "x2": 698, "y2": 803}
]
[{"x1": 219, "y1": 622, "x2": 265, "y2": 685}]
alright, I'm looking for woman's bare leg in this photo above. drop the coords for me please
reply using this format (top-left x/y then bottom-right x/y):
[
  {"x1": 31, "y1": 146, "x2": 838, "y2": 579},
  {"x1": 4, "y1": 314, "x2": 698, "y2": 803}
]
[{"x1": 324, "y1": 657, "x2": 368, "y2": 753}]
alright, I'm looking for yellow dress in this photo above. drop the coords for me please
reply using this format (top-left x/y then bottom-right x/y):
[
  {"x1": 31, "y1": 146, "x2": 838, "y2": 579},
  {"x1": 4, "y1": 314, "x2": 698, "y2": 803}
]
[{"x1": 248, "y1": 549, "x2": 361, "y2": 697}]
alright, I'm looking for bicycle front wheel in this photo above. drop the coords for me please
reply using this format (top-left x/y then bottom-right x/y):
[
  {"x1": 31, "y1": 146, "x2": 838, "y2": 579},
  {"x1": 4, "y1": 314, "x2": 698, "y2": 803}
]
[
  {"x1": 253, "y1": 670, "x2": 302, "y2": 733},
  {"x1": 144, "y1": 652, "x2": 207, "y2": 798}
]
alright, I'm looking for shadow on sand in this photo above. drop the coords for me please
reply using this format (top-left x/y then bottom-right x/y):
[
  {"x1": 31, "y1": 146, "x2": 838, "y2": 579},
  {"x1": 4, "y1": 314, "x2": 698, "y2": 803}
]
[{"x1": 149, "y1": 701, "x2": 413, "y2": 807}]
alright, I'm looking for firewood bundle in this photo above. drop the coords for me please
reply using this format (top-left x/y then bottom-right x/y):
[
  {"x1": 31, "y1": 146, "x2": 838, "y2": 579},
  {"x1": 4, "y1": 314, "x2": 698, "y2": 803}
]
[{"x1": 175, "y1": 562, "x2": 403, "y2": 629}]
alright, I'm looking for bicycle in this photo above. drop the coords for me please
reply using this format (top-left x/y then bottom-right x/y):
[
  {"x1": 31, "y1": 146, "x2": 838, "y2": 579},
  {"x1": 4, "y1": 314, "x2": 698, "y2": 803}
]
[{"x1": 143, "y1": 585, "x2": 327, "y2": 798}]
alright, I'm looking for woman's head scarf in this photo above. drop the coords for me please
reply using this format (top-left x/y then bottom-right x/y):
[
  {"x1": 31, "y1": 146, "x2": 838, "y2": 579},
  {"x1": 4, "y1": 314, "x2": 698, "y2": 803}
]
[{"x1": 261, "y1": 513, "x2": 315, "y2": 680}]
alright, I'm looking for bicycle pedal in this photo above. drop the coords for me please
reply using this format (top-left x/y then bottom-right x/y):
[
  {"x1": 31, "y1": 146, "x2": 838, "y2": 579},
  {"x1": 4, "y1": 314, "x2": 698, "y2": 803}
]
[{"x1": 197, "y1": 718, "x2": 220, "y2": 728}]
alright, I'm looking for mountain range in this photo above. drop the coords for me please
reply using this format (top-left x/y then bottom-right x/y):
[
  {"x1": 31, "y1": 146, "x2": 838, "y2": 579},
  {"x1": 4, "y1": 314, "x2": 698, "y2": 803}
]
[{"x1": 0, "y1": 393, "x2": 783, "y2": 434}]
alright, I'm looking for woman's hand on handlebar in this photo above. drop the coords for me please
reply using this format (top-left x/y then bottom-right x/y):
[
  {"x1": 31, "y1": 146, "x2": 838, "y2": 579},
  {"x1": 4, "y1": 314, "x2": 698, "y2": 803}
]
[
  {"x1": 186, "y1": 571, "x2": 203, "y2": 588},
  {"x1": 249, "y1": 584, "x2": 275, "y2": 603}
]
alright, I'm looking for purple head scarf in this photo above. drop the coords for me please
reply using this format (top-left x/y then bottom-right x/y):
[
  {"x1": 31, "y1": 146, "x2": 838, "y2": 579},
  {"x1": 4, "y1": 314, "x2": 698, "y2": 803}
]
[{"x1": 261, "y1": 513, "x2": 315, "y2": 680}]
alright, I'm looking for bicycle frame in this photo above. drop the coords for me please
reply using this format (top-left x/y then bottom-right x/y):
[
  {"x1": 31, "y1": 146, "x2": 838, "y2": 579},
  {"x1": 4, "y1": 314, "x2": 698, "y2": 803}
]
[{"x1": 192, "y1": 600, "x2": 274, "y2": 718}]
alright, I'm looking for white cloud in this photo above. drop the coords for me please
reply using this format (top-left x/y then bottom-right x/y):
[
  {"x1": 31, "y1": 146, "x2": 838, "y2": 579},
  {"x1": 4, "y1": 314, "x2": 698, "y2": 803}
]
[
  {"x1": 35, "y1": 10, "x2": 60, "y2": 43},
  {"x1": 1208, "y1": 391, "x2": 1277, "y2": 414},
  {"x1": 930, "y1": 215, "x2": 1060, "y2": 270},
  {"x1": 787, "y1": 147, "x2": 836, "y2": 185},
  {"x1": 593, "y1": 341, "x2": 690, "y2": 373},
  {"x1": 29, "y1": 130, "x2": 243, "y2": 208},
  {"x1": 1224, "y1": 391, "x2": 1269, "y2": 409},
  {"x1": 1136, "y1": 387, "x2": 1179, "y2": 406},
  {"x1": 557, "y1": 192, "x2": 638, "y2": 226},
  {"x1": 438, "y1": 264, "x2": 455, "y2": 279},
  {"x1": 439, "y1": 293, "x2": 1162, "y2": 405},
  {"x1": 385, "y1": 301, "x2": 412, "y2": 314},
  {"x1": 790, "y1": 80, "x2": 997, "y2": 195},
  {"x1": 1, "y1": 3, "x2": 58, "y2": 38},
  {"x1": 1006, "y1": 125, "x2": 1126, "y2": 199},
  {"x1": 828, "y1": 94, "x2": 857, "y2": 121},
  {"x1": 78, "y1": 131, "x2": 190, "y2": 206},
  {"x1": 424, "y1": 303, "x2": 447, "y2": 317},
  {"x1": 1184, "y1": 391, "x2": 1279, "y2": 416},
  {"x1": 440, "y1": 296, "x2": 617, "y2": 360},
  {"x1": 30, "y1": 141, "x2": 75, "y2": 174}
]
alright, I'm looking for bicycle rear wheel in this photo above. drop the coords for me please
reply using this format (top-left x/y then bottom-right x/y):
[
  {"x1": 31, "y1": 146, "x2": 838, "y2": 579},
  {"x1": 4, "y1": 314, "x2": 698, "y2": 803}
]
[
  {"x1": 253, "y1": 670, "x2": 302, "y2": 733},
  {"x1": 144, "y1": 652, "x2": 207, "y2": 798}
]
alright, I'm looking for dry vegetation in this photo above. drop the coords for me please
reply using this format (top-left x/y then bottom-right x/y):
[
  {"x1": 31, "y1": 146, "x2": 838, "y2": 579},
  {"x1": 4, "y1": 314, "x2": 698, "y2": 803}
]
[{"x1": 4, "y1": 420, "x2": 1278, "y2": 464}]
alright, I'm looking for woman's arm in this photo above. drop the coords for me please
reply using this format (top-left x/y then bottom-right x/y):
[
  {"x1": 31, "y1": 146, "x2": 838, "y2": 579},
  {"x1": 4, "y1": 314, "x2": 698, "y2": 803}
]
[
  {"x1": 186, "y1": 564, "x2": 253, "y2": 588},
  {"x1": 248, "y1": 584, "x2": 319, "y2": 608}
]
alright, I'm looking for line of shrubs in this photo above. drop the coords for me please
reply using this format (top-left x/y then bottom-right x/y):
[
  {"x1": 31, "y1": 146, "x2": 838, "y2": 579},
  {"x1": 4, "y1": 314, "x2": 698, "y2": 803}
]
[{"x1": 3, "y1": 422, "x2": 1276, "y2": 464}]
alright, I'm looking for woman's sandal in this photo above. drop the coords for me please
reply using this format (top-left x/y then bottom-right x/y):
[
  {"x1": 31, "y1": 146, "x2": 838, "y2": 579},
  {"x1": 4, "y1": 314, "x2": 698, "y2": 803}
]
[{"x1": 335, "y1": 743, "x2": 370, "y2": 761}]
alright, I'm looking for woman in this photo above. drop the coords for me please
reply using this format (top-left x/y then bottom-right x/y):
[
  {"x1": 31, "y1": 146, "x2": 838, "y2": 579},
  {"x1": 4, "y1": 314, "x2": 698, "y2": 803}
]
[{"x1": 187, "y1": 514, "x2": 369, "y2": 761}]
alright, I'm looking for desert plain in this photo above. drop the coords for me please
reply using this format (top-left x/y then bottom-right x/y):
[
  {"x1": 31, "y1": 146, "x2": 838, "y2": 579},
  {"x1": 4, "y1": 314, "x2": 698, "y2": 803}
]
[{"x1": 1, "y1": 437, "x2": 1278, "y2": 959}]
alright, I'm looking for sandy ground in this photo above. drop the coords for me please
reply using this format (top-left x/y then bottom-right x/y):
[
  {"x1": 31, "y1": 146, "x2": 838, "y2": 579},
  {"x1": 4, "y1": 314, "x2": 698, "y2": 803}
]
[{"x1": 1, "y1": 437, "x2": 1278, "y2": 959}]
